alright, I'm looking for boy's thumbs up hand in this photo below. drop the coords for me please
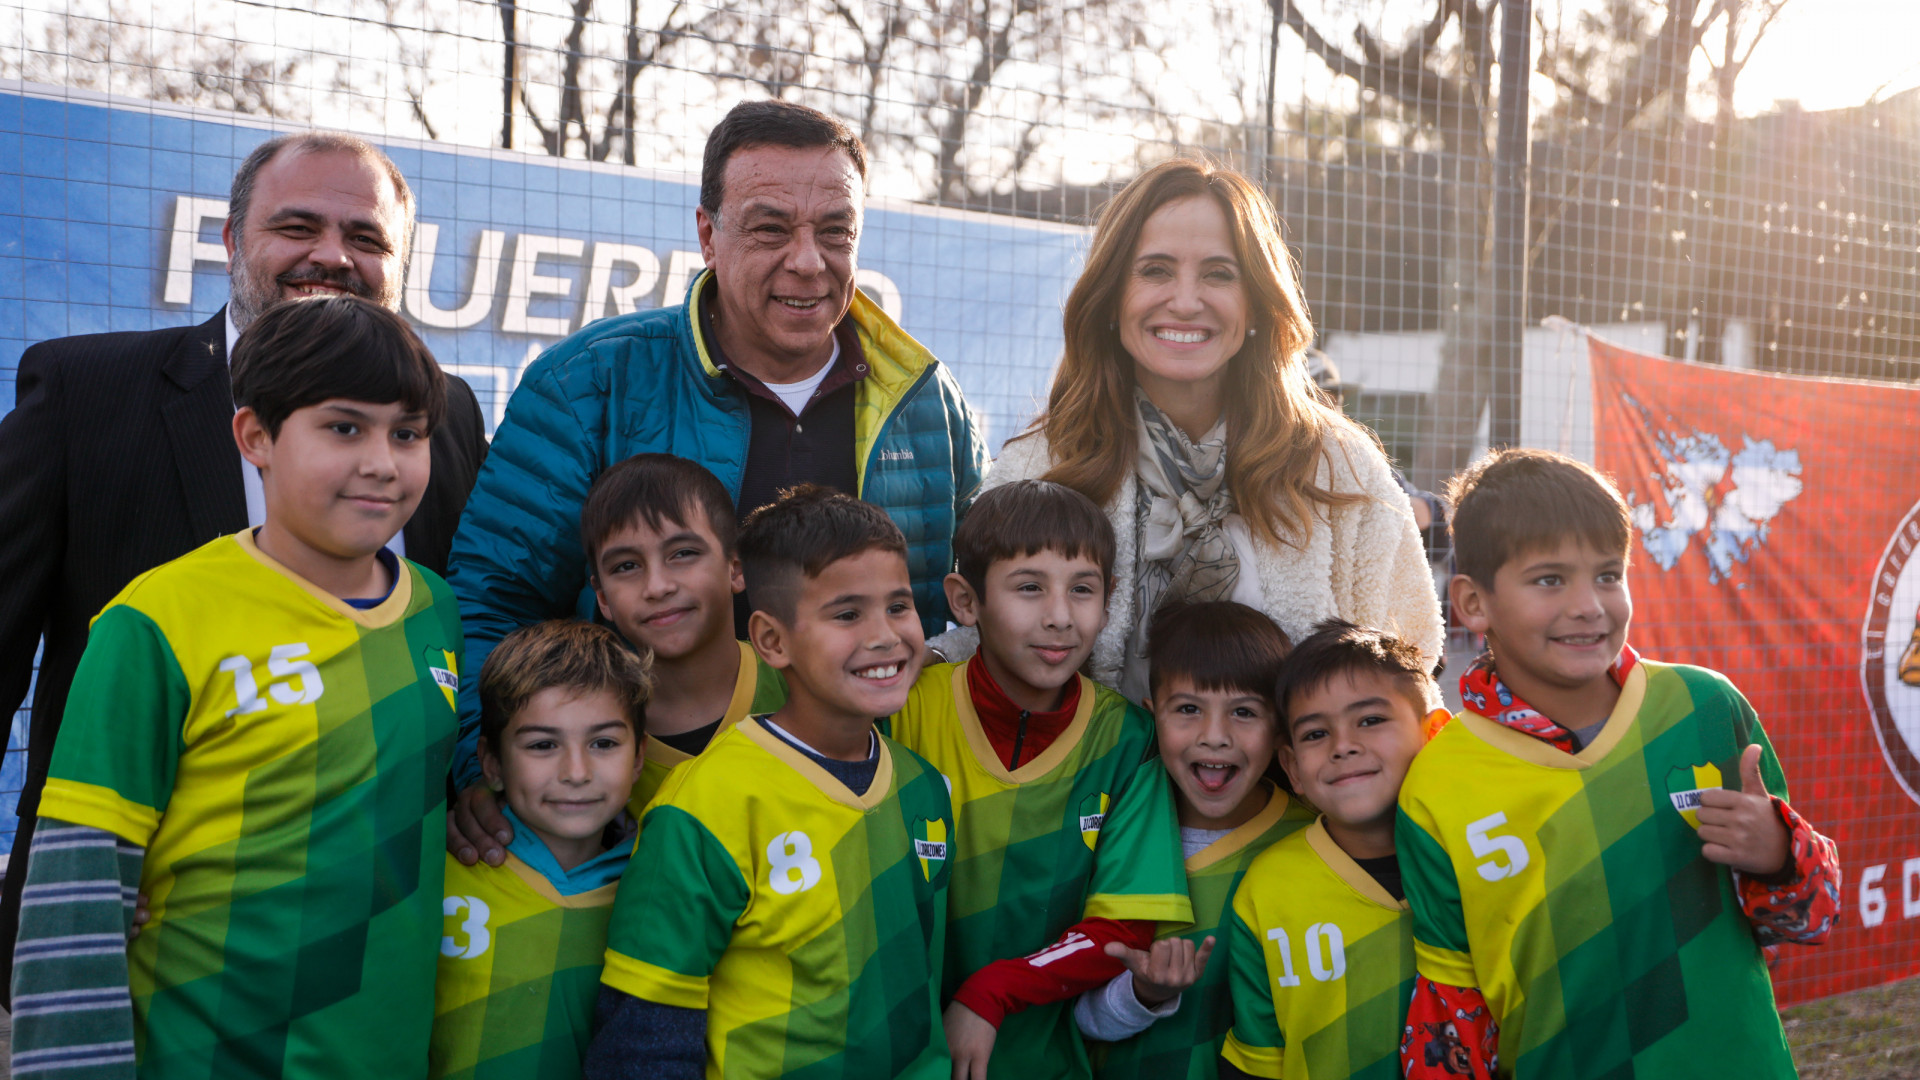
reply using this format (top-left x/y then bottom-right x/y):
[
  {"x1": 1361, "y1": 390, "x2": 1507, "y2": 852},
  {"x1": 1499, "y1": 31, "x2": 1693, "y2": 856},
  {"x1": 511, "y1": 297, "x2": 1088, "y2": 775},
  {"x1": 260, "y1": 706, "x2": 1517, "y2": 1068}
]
[{"x1": 1696, "y1": 744, "x2": 1791, "y2": 877}]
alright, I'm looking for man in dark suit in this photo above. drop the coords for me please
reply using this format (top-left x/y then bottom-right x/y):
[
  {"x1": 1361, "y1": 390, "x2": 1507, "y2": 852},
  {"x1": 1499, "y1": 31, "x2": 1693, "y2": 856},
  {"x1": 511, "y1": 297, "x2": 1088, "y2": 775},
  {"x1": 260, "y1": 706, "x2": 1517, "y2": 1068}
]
[{"x1": 0, "y1": 131, "x2": 488, "y2": 1001}]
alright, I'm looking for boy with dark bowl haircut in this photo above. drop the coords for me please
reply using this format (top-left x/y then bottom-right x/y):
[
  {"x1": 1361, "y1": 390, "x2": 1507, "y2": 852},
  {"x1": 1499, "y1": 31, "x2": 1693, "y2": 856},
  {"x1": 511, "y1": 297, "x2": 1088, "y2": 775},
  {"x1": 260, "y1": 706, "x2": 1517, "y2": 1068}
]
[
  {"x1": 11, "y1": 296, "x2": 460, "y2": 1079},
  {"x1": 1074, "y1": 601, "x2": 1316, "y2": 1080},
  {"x1": 1221, "y1": 620, "x2": 1448, "y2": 1080},
  {"x1": 1399, "y1": 448, "x2": 1841, "y2": 1079},
  {"x1": 432, "y1": 619, "x2": 652, "y2": 1080},
  {"x1": 887, "y1": 479, "x2": 1191, "y2": 1080},
  {"x1": 586, "y1": 485, "x2": 955, "y2": 1080}
]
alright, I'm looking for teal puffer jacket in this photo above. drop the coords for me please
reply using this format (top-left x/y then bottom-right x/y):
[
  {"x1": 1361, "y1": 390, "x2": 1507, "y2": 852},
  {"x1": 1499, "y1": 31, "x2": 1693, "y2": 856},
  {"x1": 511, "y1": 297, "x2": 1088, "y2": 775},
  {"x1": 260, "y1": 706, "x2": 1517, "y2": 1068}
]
[{"x1": 445, "y1": 271, "x2": 988, "y2": 780}]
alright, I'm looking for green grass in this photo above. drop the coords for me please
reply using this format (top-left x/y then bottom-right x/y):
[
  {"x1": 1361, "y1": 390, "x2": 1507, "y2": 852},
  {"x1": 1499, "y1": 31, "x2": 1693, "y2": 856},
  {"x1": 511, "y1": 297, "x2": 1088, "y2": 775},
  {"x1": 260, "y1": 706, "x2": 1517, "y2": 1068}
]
[{"x1": 1784, "y1": 976, "x2": 1920, "y2": 1080}]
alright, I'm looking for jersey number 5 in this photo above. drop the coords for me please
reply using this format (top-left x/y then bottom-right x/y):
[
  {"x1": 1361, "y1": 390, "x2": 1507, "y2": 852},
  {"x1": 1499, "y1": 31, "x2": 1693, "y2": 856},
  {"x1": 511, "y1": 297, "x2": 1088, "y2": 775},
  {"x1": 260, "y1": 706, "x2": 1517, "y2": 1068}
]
[
  {"x1": 220, "y1": 644, "x2": 326, "y2": 718},
  {"x1": 1466, "y1": 811, "x2": 1530, "y2": 881}
]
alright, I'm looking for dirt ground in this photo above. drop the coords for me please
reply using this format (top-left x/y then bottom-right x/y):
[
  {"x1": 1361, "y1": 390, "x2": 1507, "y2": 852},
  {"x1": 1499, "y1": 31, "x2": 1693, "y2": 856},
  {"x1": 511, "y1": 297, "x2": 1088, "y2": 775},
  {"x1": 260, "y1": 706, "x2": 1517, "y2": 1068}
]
[{"x1": 1785, "y1": 976, "x2": 1920, "y2": 1079}]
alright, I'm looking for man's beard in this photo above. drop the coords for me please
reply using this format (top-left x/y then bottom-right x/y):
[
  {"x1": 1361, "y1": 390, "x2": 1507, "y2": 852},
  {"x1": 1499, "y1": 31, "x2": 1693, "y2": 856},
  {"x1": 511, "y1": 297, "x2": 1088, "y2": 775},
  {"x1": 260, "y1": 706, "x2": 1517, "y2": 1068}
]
[{"x1": 227, "y1": 250, "x2": 399, "y2": 330}]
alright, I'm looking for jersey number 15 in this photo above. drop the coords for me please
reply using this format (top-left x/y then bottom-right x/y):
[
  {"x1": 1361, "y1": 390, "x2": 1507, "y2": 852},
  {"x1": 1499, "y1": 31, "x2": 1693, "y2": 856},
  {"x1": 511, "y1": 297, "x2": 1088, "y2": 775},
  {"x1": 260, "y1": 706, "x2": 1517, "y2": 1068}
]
[{"x1": 221, "y1": 643, "x2": 326, "y2": 717}]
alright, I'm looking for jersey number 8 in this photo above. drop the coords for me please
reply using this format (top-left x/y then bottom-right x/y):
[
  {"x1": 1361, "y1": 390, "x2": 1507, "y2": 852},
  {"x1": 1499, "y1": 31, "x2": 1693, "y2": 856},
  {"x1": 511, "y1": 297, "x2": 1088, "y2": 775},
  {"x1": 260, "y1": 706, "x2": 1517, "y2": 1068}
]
[
  {"x1": 220, "y1": 643, "x2": 326, "y2": 718},
  {"x1": 767, "y1": 831, "x2": 823, "y2": 895}
]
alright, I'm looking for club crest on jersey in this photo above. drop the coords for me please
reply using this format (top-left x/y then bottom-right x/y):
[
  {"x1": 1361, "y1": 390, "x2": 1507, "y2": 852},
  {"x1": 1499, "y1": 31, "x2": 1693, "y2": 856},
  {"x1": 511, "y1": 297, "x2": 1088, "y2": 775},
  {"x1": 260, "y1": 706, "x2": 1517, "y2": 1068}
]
[
  {"x1": 1079, "y1": 792, "x2": 1109, "y2": 850},
  {"x1": 912, "y1": 818, "x2": 949, "y2": 881},
  {"x1": 1664, "y1": 762, "x2": 1723, "y2": 829},
  {"x1": 425, "y1": 647, "x2": 459, "y2": 711}
]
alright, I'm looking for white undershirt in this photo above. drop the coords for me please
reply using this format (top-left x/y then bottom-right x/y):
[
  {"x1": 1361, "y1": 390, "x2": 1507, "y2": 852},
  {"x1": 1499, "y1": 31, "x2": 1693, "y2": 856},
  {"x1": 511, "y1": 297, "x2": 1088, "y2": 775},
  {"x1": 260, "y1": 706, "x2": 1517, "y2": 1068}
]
[
  {"x1": 227, "y1": 310, "x2": 406, "y2": 558},
  {"x1": 759, "y1": 337, "x2": 840, "y2": 416}
]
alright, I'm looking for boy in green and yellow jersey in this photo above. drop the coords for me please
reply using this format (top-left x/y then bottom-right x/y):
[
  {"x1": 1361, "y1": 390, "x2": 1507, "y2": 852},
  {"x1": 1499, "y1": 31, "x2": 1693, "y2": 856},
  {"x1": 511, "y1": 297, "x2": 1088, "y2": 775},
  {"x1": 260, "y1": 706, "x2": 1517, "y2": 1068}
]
[
  {"x1": 1399, "y1": 449, "x2": 1841, "y2": 1079},
  {"x1": 448, "y1": 454, "x2": 785, "y2": 866},
  {"x1": 1073, "y1": 601, "x2": 1314, "y2": 1080},
  {"x1": 10, "y1": 296, "x2": 460, "y2": 1079},
  {"x1": 1222, "y1": 620, "x2": 1448, "y2": 1080},
  {"x1": 888, "y1": 480, "x2": 1191, "y2": 1080},
  {"x1": 588, "y1": 486, "x2": 955, "y2": 1079},
  {"x1": 431, "y1": 619, "x2": 652, "y2": 1079}
]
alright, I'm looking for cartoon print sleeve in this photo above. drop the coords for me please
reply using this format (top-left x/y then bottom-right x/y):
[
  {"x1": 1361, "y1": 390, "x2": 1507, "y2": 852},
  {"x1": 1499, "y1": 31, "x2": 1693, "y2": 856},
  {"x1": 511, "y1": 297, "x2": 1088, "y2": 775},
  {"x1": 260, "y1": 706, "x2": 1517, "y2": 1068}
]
[{"x1": 1401, "y1": 976, "x2": 1498, "y2": 1080}]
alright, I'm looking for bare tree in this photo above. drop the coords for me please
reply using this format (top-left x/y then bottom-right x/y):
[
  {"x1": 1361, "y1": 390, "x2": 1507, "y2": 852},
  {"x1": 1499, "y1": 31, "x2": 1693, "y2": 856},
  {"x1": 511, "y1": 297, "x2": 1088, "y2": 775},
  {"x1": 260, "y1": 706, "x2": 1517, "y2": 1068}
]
[
  {"x1": 1273, "y1": 0, "x2": 1783, "y2": 488},
  {"x1": 497, "y1": 0, "x2": 705, "y2": 162}
]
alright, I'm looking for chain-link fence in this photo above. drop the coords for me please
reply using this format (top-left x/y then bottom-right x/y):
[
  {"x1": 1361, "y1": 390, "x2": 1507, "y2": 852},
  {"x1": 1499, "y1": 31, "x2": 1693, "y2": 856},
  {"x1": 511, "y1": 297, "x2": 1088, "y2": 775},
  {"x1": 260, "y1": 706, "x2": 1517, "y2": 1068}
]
[{"x1": 3, "y1": 0, "x2": 1919, "y2": 1051}]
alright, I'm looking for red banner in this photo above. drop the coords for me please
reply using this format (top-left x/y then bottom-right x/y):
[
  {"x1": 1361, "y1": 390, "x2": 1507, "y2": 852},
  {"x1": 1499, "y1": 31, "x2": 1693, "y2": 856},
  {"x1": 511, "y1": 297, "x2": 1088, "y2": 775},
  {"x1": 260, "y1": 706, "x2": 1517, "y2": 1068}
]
[{"x1": 1589, "y1": 335, "x2": 1920, "y2": 1005}]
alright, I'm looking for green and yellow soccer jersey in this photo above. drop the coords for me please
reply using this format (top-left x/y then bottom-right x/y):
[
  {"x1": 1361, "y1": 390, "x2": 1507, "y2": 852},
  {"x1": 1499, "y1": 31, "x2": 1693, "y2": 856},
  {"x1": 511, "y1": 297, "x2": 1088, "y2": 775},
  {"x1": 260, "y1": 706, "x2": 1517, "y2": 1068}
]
[
  {"x1": 431, "y1": 853, "x2": 620, "y2": 1079},
  {"x1": 40, "y1": 531, "x2": 460, "y2": 1079},
  {"x1": 1090, "y1": 779, "x2": 1314, "y2": 1080},
  {"x1": 1395, "y1": 660, "x2": 1798, "y2": 1079},
  {"x1": 602, "y1": 720, "x2": 955, "y2": 1079},
  {"x1": 629, "y1": 641, "x2": 788, "y2": 817},
  {"x1": 1221, "y1": 819, "x2": 1414, "y2": 1080},
  {"x1": 886, "y1": 661, "x2": 1191, "y2": 1080}
]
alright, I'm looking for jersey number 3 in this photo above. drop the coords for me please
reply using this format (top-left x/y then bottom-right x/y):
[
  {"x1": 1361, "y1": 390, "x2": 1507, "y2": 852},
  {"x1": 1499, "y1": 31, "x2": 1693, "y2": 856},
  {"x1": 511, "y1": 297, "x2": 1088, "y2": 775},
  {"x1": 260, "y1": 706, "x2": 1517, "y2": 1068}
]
[
  {"x1": 221, "y1": 643, "x2": 326, "y2": 718},
  {"x1": 768, "y1": 831, "x2": 823, "y2": 895}
]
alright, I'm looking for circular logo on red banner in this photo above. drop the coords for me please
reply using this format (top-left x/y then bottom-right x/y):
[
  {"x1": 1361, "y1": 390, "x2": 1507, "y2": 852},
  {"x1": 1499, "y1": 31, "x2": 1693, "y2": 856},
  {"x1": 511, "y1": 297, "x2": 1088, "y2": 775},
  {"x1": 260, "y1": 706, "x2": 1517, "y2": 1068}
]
[{"x1": 1861, "y1": 501, "x2": 1920, "y2": 807}]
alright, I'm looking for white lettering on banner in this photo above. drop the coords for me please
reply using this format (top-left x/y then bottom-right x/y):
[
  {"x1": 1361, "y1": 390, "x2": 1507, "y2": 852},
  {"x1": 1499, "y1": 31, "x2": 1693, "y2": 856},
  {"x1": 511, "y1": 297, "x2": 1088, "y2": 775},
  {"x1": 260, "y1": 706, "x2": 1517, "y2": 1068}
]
[
  {"x1": 1850, "y1": 858, "x2": 1920, "y2": 927},
  {"x1": 1862, "y1": 864, "x2": 1888, "y2": 927},
  {"x1": 582, "y1": 243, "x2": 661, "y2": 328},
  {"x1": 407, "y1": 224, "x2": 505, "y2": 329},
  {"x1": 501, "y1": 234, "x2": 585, "y2": 336},
  {"x1": 660, "y1": 250, "x2": 705, "y2": 306},
  {"x1": 152, "y1": 203, "x2": 909, "y2": 342},
  {"x1": 163, "y1": 196, "x2": 230, "y2": 305}
]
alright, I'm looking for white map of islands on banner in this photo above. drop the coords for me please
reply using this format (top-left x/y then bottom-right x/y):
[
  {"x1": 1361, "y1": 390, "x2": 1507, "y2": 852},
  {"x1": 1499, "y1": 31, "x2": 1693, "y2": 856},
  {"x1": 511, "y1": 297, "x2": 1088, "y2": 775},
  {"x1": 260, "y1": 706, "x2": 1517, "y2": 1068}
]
[{"x1": 1619, "y1": 392, "x2": 1806, "y2": 585}]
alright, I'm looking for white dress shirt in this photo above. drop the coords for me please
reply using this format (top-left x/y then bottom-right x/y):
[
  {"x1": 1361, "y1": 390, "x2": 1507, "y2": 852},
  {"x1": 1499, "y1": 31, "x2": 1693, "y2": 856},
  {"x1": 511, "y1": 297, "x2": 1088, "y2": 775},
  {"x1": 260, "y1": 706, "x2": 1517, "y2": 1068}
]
[{"x1": 227, "y1": 310, "x2": 406, "y2": 558}]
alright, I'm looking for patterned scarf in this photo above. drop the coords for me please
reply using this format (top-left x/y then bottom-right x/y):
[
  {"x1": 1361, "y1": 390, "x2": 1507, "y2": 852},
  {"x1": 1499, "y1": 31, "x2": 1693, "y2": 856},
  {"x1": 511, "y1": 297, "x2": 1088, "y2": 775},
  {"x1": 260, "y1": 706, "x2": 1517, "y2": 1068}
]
[
  {"x1": 1125, "y1": 391, "x2": 1241, "y2": 699},
  {"x1": 1457, "y1": 643, "x2": 1641, "y2": 753}
]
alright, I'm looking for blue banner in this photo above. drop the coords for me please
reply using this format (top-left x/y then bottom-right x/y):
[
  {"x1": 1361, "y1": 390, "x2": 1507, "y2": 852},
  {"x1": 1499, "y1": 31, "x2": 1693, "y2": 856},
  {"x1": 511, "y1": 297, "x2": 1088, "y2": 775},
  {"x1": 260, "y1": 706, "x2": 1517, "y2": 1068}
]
[{"x1": 0, "y1": 80, "x2": 1089, "y2": 847}]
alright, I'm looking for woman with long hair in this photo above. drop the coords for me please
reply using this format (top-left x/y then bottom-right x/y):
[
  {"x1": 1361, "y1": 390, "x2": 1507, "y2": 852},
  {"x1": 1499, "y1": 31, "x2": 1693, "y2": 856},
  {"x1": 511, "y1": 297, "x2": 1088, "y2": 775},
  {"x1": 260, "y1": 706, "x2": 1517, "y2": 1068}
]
[{"x1": 983, "y1": 157, "x2": 1443, "y2": 698}]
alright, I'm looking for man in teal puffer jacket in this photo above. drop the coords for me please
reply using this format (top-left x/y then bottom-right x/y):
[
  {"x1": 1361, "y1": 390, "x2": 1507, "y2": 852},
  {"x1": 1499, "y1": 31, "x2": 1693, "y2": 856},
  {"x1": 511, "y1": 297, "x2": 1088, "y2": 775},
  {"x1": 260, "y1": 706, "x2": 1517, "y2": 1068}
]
[{"x1": 443, "y1": 101, "x2": 988, "y2": 840}]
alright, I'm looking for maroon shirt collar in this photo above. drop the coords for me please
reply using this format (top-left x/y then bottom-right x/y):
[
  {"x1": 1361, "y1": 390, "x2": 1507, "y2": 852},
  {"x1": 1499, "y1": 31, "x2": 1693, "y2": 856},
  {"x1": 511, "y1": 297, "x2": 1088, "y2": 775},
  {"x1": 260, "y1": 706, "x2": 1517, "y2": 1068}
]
[{"x1": 697, "y1": 279, "x2": 869, "y2": 415}]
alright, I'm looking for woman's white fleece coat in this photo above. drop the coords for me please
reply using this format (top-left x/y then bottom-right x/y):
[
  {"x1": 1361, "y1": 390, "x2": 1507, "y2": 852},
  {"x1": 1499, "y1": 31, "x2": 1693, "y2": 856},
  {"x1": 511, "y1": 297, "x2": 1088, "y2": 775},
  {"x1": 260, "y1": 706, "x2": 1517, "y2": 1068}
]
[{"x1": 979, "y1": 425, "x2": 1446, "y2": 684}]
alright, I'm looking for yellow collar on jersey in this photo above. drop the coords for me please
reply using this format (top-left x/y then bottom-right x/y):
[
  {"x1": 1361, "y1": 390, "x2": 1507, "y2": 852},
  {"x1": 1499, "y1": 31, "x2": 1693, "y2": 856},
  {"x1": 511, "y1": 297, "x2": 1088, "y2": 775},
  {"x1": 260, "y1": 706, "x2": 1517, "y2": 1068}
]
[
  {"x1": 949, "y1": 659, "x2": 1097, "y2": 784},
  {"x1": 739, "y1": 717, "x2": 895, "y2": 811},
  {"x1": 1186, "y1": 781, "x2": 1295, "y2": 871},
  {"x1": 645, "y1": 640, "x2": 761, "y2": 771},
  {"x1": 1455, "y1": 662, "x2": 1649, "y2": 770},
  {"x1": 236, "y1": 529, "x2": 413, "y2": 628},
  {"x1": 1305, "y1": 818, "x2": 1407, "y2": 911}
]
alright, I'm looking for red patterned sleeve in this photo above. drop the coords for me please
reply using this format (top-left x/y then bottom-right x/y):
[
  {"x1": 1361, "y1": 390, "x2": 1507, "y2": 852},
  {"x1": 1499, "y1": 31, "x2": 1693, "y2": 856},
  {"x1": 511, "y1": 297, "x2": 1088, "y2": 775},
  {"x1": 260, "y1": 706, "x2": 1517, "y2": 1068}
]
[
  {"x1": 1401, "y1": 976, "x2": 1498, "y2": 1080},
  {"x1": 948, "y1": 918, "x2": 1155, "y2": 1027},
  {"x1": 1736, "y1": 797, "x2": 1841, "y2": 948}
]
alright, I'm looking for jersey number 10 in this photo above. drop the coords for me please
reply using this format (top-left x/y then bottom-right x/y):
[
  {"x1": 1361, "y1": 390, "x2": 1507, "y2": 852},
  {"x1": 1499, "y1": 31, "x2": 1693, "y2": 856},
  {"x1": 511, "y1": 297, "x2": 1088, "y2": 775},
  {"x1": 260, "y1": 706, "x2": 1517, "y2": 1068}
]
[
  {"x1": 1266, "y1": 923, "x2": 1347, "y2": 987},
  {"x1": 220, "y1": 643, "x2": 326, "y2": 718}
]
